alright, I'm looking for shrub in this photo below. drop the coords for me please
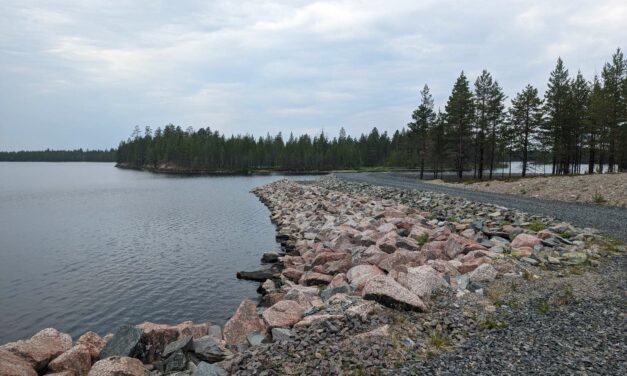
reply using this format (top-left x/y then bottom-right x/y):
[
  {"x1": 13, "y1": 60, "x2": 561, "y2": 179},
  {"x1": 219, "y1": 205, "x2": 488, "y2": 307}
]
[{"x1": 592, "y1": 192, "x2": 607, "y2": 204}]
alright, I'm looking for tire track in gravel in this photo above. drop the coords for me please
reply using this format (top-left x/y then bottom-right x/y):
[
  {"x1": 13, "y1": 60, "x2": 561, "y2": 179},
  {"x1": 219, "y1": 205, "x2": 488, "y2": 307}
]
[{"x1": 336, "y1": 172, "x2": 627, "y2": 242}]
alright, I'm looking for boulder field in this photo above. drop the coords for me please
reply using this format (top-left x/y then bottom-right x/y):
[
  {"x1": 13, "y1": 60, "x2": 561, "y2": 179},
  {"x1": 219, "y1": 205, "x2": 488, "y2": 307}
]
[{"x1": 0, "y1": 176, "x2": 610, "y2": 376}]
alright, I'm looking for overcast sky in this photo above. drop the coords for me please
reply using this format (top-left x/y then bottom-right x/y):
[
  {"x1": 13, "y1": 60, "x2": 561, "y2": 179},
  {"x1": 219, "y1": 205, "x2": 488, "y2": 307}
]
[{"x1": 0, "y1": 0, "x2": 624, "y2": 150}]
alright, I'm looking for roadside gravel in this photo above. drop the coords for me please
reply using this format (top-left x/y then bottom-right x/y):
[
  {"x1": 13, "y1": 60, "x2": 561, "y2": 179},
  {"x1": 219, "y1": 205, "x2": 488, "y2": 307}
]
[
  {"x1": 394, "y1": 255, "x2": 627, "y2": 376},
  {"x1": 336, "y1": 172, "x2": 627, "y2": 242}
]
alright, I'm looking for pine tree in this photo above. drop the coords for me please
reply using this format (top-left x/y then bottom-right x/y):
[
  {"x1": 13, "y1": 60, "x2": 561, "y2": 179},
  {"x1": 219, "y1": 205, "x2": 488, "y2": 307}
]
[
  {"x1": 487, "y1": 81, "x2": 506, "y2": 178},
  {"x1": 509, "y1": 84, "x2": 543, "y2": 177},
  {"x1": 544, "y1": 57, "x2": 571, "y2": 174},
  {"x1": 586, "y1": 76, "x2": 607, "y2": 173},
  {"x1": 445, "y1": 72, "x2": 475, "y2": 179},
  {"x1": 568, "y1": 71, "x2": 590, "y2": 173},
  {"x1": 474, "y1": 70, "x2": 496, "y2": 179},
  {"x1": 601, "y1": 48, "x2": 626, "y2": 172},
  {"x1": 408, "y1": 84, "x2": 436, "y2": 179}
]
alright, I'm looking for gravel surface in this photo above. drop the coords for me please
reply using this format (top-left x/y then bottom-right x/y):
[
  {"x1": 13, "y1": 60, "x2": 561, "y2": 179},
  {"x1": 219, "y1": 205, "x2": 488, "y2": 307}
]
[
  {"x1": 429, "y1": 172, "x2": 627, "y2": 208},
  {"x1": 394, "y1": 255, "x2": 627, "y2": 376},
  {"x1": 337, "y1": 172, "x2": 627, "y2": 242}
]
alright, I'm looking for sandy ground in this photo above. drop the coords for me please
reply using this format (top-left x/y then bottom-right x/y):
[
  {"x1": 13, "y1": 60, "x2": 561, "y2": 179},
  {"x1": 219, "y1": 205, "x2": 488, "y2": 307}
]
[{"x1": 428, "y1": 173, "x2": 627, "y2": 208}]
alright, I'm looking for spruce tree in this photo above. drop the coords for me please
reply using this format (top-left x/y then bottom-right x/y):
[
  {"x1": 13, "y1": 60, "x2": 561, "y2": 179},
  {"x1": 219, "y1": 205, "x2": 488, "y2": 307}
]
[
  {"x1": 509, "y1": 84, "x2": 543, "y2": 177},
  {"x1": 474, "y1": 70, "x2": 496, "y2": 179},
  {"x1": 544, "y1": 57, "x2": 571, "y2": 174},
  {"x1": 445, "y1": 71, "x2": 475, "y2": 179},
  {"x1": 408, "y1": 84, "x2": 436, "y2": 179}
]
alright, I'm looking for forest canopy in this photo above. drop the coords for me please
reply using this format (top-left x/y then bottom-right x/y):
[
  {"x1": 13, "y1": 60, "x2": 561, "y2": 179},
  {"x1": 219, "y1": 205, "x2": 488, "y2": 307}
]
[{"x1": 117, "y1": 48, "x2": 627, "y2": 176}]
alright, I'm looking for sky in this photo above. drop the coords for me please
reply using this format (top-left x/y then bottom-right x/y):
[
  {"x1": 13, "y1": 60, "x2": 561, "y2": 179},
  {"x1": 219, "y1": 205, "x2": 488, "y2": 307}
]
[{"x1": 0, "y1": 0, "x2": 625, "y2": 151}]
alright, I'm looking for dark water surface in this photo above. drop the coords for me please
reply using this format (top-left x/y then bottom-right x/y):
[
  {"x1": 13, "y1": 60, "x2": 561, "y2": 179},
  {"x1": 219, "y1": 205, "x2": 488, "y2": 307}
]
[{"x1": 0, "y1": 162, "x2": 314, "y2": 343}]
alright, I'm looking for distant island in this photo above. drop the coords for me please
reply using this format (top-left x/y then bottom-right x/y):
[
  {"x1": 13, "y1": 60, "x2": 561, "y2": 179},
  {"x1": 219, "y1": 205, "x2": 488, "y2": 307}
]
[{"x1": 0, "y1": 149, "x2": 116, "y2": 162}]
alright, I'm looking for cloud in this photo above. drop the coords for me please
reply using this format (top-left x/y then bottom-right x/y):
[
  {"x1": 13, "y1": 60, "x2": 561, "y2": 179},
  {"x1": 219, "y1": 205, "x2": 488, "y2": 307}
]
[{"x1": 0, "y1": 0, "x2": 624, "y2": 150}]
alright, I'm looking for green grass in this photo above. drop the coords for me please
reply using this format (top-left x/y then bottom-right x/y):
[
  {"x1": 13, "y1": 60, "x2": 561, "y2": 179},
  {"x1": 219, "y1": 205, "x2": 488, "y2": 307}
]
[
  {"x1": 525, "y1": 221, "x2": 546, "y2": 232},
  {"x1": 428, "y1": 330, "x2": 451, "y2": 349},
  {"x1": 482, "y1": 317, "x2": 508, "y2": 330},
  {"x1": 592, "y1": 192, "x2": 607, "y2": 204},
  {"x1": 416, "y1": 232, "x2": 429, "y2": 246},
  {"x1": 536, "y1": 300, "x2": 550, "y2": 315}
]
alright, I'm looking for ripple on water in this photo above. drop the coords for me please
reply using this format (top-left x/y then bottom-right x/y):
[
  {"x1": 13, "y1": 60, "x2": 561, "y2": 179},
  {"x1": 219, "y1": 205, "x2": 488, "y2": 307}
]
[{"x1": 0, "y1": 162, "x2": 317, "y2": 342}]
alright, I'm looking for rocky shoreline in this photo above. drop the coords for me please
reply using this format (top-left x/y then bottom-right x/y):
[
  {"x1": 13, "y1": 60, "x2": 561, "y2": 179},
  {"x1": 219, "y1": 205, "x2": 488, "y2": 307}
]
[{"x1": 1, "y1": 176, "x2": 623, "y2": 376}]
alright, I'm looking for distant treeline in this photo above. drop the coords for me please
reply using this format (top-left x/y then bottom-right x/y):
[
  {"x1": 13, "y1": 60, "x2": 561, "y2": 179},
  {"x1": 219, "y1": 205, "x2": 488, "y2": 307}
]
[
  {"x1": 0, "y1": 149, "x2": 116, "y2": 162},
  {"x1": 117, "y1": 48, "x2": 627, "y2": 177}
]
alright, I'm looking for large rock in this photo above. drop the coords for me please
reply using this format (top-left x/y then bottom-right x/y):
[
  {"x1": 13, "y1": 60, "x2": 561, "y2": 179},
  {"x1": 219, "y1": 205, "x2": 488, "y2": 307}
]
[
  {"x1": 193, "y1": 362, "x2": 228, "y2": 376},
  {"x1": 262, "y1": 300, "x2": 305, "y2": 328},
  {"x1": 88, "y1": 356, "x2": 144, "y2": 376},
  {"x1": 362, "y1": 275, "x2": 428, "y2": 311},
  {"x1": 405, "y1": 265, "x2": 449, "y2": 298},
  {"x1": 346, "y1": 264, "x2": 385, "y2": 292},
  {"x1": 468, "y1": 263, "x2": 497, "y2": 282},
  {"x1": 223, "y1": 299, "x2": 267, "y2": 346},
  {"x1": 0, "y1": 349, "x2": 37, "y2": 376},
  {"x1": 299, "y1": 271, "x2": 333, "y2": 286},
  {"x1": 377, "y1": 249, "x2": 421, "y2": 273},
  {"x1": 77, "y1": 331, "x2": 108, "y2": 361},
  {"x1": 511, "y1": 234, "x2": 541, "y2": 248},
  {"x1": 271, "y1": 328, "x2": 292, "y2": 342},
  {"x1": 99, "y1": 325, "x2": 143, "y2": 360},
  {"x1": 48, "y1": 344, "x2": 92, "y2": 375},
  {"x1": 192, "y1": 336, "x2": 231, "y2": 363},
  {"x1": 164, "y1": 350, "x2": 187, "y2": 373},
  {"x1": 136, "y1": 321, "x2": 208, "y2": 363},
  {"x1": 281, "y1": 268, "x2": 304, "y2": 282},
  {"x1": 283, "y1": 284, "x2": 323, "y2": 308},
  {"x1": 458, "y1": 257, "x2": 489, "y2": 274},
  {"x1": 162, "y1": 336, "x2": 193, "y2": 358},
  {"x1": 0, "y1": 328, "x2": 72, "y2": 371}
]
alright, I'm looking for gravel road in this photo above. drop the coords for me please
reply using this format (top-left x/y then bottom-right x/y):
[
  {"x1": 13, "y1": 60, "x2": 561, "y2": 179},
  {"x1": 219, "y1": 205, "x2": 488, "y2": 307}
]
[{"x1": 337, "y1": 172, "x2": 627, "y2": 242}]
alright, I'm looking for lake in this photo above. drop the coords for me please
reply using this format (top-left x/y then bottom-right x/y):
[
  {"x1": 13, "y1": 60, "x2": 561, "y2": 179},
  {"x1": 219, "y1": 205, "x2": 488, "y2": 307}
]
[{"x1": 0, "y1": 162, "x2": 315, "y2": 343}]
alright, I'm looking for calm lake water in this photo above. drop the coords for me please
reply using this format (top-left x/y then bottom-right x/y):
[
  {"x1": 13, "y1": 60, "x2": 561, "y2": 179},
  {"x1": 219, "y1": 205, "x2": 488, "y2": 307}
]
[{"x1": 0, "y1": 162, "x2": 315, "y2": 343}]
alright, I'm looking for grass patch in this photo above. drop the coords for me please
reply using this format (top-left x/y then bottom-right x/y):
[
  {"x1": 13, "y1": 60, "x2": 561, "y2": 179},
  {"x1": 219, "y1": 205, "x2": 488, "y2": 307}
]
[
  {"x1": 416, "y1": 232, "x2": 429, "y2": 246},
  {"x1": 525, "y1": 221, "x2": 546, "y2": 232},
  {"x1": 428, "y1": 330, "x2": 451, "y2": 350},
  {"x1": 536, "y1": 300, "x2": 550, "y2": 315},
  {"x1": 592, "y1": 192, "x2": 607, "y2": 204},
  {"x1": 555, "y1": 285, "x2": 574, "y2": 305},
  {"x1": 481, "y1": 317, "x2": 508, "y2": 330}
]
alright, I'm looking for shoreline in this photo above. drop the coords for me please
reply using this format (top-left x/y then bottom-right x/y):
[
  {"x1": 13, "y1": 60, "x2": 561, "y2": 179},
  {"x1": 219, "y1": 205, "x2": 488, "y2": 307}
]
[{"x1": 1, "y1": 176, "x2": 623, "y2": 375}]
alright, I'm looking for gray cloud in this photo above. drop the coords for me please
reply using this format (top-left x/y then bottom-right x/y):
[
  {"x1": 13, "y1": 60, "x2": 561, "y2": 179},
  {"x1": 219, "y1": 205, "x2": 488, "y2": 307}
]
[{"x1": 0, "y1": 0, "x2": 624, "y2": 150}]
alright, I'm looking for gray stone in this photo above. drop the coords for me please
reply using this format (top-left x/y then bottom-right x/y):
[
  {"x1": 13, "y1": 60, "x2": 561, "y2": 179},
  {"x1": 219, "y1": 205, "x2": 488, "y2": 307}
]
[
  {"x1": 164, "y1": 350, "x2": 187, "y2": 373},
  {"x1": 99, "y1": 325, "x2": 143, "y2": 359},
  {"x1": 468, "y1": 264, "x2": 497, "y2": 283},
  {"x1": 362, "y1": 275, "x2": 428, "y2": 311},
  {"x1": 521, "y1": 257, "x2": 539, "y2": 265},
  {"x1": 246, "y1": 332, "x2": 265, "y2": 346},
  {"x1": 192, "y1": 336, "x2": 230, "y2": 363},
  {"x1": 193, "y1": 361, "x2": 228, "y2": 376},
  {"x1": 456, "y1": 275, "x2": 469, "y2": 290},
  {"x1": 271, "y1": 328, "x2": 292, "y2": 342},
  {"x1": 208, "y1": 325, "x2": 222, "y2": 342},
  {"x1": 163, "y1": 335, "x2": 192, "y2": 358},
  {"x1": 261, "y1": 252, "x2": 279, "y2": 263},
  {"x1": 320, "y1": 284, "x2": 352, "y2": 301},
  {"x1": 401, "y1": 338, "x2": 416, "y2": 348}
]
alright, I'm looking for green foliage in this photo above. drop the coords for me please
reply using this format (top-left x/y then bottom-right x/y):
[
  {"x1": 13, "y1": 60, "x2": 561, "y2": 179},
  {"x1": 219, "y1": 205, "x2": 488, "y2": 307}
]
[
  {"x1": 428, "y1": 330, "x2": 450, "y2": 349},
  {"x1": 111, "y1": 48, "x2": 627, "y2": 176},
  {"x1": 416, "y1": 232, "x2": 429, "y2": 246},
  {"x1": 592, "y1": 192, "x2": 607, "y2": 204},
  {"x1": 525, "y1": 222, "x2": 546, "y2": 232},
  {"x1": 0, "y1": 149, "x2": 116, "y2": 162},
  {"x1": 536, "y1": 300, "x2": 550, "y2": 315}
]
